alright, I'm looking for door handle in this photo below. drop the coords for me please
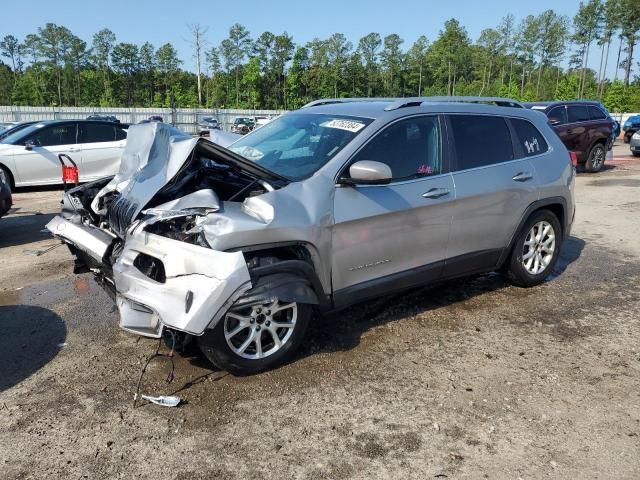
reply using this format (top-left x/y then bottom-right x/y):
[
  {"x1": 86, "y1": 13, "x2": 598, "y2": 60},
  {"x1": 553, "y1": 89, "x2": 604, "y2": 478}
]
[
  {"x1": 512, "y1": 172, "x2": 533, "y2": 182},
  {"x1": 67, "y1": 147, "x2": 80, "y2": 153},
  {"x1": 422, "y1": 187, "x2": 450, "y2": 199}
]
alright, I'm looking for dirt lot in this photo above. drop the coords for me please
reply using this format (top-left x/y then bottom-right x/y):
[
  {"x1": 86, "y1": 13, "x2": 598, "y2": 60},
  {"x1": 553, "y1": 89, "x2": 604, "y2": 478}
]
[{"x1": 1, "y1": 144, "x2": 639, "y2": 479}]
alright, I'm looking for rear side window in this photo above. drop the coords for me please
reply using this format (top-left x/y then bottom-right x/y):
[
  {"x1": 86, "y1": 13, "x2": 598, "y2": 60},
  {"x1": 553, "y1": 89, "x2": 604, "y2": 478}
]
[
  {"x1": 510, "y1": 118, "x2": 549, "y2": 157},
  {"x1": 547, "y1": 106, "x2": 567, "y2": 125},
  {"x1": 568, "y1": 105, "x2": 590, "y2": 123},
  {"x1": 27, "y1": 124, "x2": 77, "y2": 146},
  {"x1": 80, "y1": 123, "x2": 115, "y2": 143},
  {"x1": 352, "y1": 116, "x2": 441, "y2": 180},
  {"x1": 588, "y1": 106, "x2": 607, "y2": 120},
  {"x1": 449, "y1": 115, "x2": 513, "y2": 170}
]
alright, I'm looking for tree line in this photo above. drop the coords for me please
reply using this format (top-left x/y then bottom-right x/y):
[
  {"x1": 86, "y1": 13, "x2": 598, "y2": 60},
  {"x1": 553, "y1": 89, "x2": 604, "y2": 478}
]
[{"x1": 0, "y1": 0, "x2": 639, "y2": 112}]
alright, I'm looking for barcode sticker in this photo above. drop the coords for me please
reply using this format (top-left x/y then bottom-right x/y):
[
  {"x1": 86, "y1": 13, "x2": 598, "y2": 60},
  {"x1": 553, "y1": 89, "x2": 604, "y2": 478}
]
[{"x1": 321, "y1": 119, "x2": 366, "y2": 133}]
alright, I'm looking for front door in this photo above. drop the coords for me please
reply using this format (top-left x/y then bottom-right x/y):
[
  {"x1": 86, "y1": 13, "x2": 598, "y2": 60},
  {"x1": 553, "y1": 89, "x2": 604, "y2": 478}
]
[
  {"x1": 332, "y1": 115, "x2": 454, "y2": 302},
  {"x1": 13, "y1": 122, "x2": 79, "y2": 185}
]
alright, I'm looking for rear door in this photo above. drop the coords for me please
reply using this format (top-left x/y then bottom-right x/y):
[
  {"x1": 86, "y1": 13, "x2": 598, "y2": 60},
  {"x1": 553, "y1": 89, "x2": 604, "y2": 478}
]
[
  {"x1": 547, "y1": 105, "x2": 570, "y2": 147},
  {"x1": 332, "y1": 115, "x2": 454, "y2": 298},
  {"x1": 565, "y1": 105, "x2": 592, "y2": 161},
  {"x1": 78, "y1": 122, "x2": 127, "y2": 180},
  {"x1": 444, "y1": 114, "x2": 540, "y2": 276},
  {"x1": 13, "y1": 122, "x2": 79, "y2": 185}
]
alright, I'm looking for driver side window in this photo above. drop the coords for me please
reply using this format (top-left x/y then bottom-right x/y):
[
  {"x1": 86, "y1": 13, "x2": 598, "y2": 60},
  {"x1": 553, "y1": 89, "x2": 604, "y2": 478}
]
[
  {"x1": 352, "y1": 116, "x2": 441, "y2": 180},
  {"x1": 26, "y1": 124, "x2": 77, "y2": 147}
]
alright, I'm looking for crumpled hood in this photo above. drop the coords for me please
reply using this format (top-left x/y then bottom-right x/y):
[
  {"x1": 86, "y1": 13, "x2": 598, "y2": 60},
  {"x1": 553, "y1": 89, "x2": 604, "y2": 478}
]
[{"x1": 91, "y1": 122, "x2": 198, "y2": 218}]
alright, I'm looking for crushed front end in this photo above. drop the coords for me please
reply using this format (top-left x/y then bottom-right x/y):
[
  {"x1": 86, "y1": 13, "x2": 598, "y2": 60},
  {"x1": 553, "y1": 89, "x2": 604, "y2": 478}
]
[{"x1": 46, "y1": 123, "x2": 285, "y2": 339}]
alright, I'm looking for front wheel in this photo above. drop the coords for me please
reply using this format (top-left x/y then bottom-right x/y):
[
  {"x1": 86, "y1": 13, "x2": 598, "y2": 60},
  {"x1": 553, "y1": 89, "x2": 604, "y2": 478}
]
[
  {"x1": 505, "y1": 210, "x2": 562, "y2": 288},
  {"x1": 198, "y1": 298, "x2": 311, "y2": 375},
  {"x1": 633, "y1": 152, "x2": 640, "y2": 157},
  {"x1": 585, "y1": 143, "x2": 606, "y2": 172}
]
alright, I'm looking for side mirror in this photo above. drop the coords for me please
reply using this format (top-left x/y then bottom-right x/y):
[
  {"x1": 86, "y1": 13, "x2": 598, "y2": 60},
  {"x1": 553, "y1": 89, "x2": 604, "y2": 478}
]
[
  {"x1": 343, "y1": 160, "x2": 392, "y2": 185},
  {"x1": 24, "y1": 139, "x2": 36, "y2": 150}
]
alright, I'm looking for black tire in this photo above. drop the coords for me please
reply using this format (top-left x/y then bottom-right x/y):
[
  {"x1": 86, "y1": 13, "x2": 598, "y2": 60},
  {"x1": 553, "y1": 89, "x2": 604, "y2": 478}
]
[
  {"x1": 505, "y1": 209, "x2": 562, "y2": 288},
  {"x1": 633, "y1": 152, "x2": 640, "y2": 157},
  {"x1": 623, "y1": 134, "x2": 631, "y2": 143},
  {"x1": 584, "y1": 143, "x2": 606, "y2": 172},
  {"x1": 198, "y1": 284, "x2": 312, "y2": 376},
  {"x1": 0, "y1": 164, "x2": 14, "y2": 190}
]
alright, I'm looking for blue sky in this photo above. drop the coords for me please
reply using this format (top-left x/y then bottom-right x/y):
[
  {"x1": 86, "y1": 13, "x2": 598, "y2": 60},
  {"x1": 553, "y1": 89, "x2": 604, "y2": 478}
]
[{"x1": 0, "y1": 0, "x2": 621, "y2": 78}]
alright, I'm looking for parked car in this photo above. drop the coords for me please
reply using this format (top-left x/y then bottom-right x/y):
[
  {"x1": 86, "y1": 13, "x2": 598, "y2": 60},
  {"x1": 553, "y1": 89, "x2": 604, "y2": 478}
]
[
  {"x1": 47, "y1": 97, "x2": 574, "y2": 375},
  {"x1": 199, "y1": 116, "x2": 221, "y2": 131},
  {"x1": 630, "y1": 132, "x2": 640, "y2": 157},
  {"x1": 0, "y1": 120, "x2": 128, "y2": 187},
  {"x1": 622, "y1": 115, "x2": 640, "y2": 143},
  {"x1": 231, "y1": 117, "x2": 255, "y2": 134},
  {"x1": 86, "y1": 114, "x2": 120, "y2": 123},
  {"x1": 251, "y1": 116, "x2": 273, "y2": 130},
  {"x1": 0, "y1": 121, "x2": 38, "y2": 142},
  {"x1": 0, "y1": 165, "x2": 12, "y2": 217},
  {"x1": 525, "y1": 100, "x2": 615, "y2": 172}
]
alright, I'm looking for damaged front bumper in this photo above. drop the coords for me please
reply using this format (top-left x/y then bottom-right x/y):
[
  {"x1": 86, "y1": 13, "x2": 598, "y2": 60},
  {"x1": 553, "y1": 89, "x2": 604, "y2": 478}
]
[{"x1": 47, "y1": 215, "x2": 252, "y2": 338}]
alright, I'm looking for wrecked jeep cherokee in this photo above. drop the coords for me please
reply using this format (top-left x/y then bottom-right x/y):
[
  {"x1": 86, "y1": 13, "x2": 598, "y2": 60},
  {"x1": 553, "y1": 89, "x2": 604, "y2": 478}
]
[{"x1": 48, "y1": 97, "x2": 575, "y2": 375}]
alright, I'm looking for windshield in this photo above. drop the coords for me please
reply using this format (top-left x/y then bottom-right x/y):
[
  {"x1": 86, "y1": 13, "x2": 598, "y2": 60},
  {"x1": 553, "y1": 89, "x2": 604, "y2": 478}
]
[
  {"x1": 1, "y1": 123, "x2": 47, "y2": 144},
  {"x1": 229, "y1": 113, "x2": 372, "y2": 180}
]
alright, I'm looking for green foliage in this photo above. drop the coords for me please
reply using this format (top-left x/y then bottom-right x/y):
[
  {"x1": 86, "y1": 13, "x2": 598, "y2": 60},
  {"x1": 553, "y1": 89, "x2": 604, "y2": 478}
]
[{"x1": 0, "y1": 7, "x2": 639, "y2": 111}]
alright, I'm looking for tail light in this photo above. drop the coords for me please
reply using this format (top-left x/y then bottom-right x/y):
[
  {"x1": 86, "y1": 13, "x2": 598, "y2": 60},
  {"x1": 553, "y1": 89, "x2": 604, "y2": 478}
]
[{"x1": 569, "y1": 151, "x2": 578, "y2": 167}]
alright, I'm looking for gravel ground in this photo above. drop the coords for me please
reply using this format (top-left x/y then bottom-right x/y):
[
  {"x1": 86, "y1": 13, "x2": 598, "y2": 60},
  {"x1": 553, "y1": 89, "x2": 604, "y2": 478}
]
[{"x1": 1, "y1": 143, "x2": 639, "y2": 479}]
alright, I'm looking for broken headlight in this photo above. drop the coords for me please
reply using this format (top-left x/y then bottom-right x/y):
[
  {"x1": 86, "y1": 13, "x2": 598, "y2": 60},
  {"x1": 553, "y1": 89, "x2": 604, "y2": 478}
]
[{"x1": 143, "y1": 214, "x2": 211, "y2": 248}]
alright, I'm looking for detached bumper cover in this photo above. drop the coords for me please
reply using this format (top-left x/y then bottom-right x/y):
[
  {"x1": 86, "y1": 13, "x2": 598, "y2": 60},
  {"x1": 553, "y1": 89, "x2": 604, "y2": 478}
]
[{"x1": 47, "y1": 216, "x2": 252, "y2": 338}]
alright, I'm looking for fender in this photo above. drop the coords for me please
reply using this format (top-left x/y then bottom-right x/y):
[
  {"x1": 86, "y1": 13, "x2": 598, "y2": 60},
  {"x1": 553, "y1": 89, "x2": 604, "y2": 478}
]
[
  {"x1": 586, "y1": 136, "x2": 609, "y2": 156},
  {"x1": 247, "y1": 260, "x2": 331, "y2": 310},
  {"x1": 497, "y1": 196, "x2": 568, "y2": 268}
]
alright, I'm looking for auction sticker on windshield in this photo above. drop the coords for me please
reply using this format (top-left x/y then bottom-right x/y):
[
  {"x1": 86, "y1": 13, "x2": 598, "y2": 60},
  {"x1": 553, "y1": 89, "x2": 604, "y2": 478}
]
[{"x1": 321, "y1": 119, "x2": 366, "y2": 133}]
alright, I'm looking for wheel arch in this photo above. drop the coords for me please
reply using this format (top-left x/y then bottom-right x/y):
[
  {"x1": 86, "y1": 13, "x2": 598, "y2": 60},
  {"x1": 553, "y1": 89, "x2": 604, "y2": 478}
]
[
  {"x1": 498, "y1": 197, "x2": 567, "y2": 269},
  {"x1": 0, "y1": 162, "x2": 16, "y2": 189},
  {"x1": 588, "y1": 136, "x2": 608, "y2": 152},
  {"x1": 234, "y1": 241, "x2": 331, "y2": 311}
]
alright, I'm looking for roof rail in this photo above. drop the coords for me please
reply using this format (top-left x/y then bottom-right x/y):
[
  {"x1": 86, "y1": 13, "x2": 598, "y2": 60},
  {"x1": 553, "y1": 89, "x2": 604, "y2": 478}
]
[
  {"x1": 384, "y1": 96, "x2": 524, "y2": 111},
  {"x1": 301, "y1": 97, "x2": 396, "y2": 108}
]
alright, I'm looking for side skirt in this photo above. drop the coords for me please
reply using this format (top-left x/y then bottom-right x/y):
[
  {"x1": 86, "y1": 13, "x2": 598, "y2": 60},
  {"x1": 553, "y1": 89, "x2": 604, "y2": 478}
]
[{"x1": 331, "y1": 249, "x2": 502, "y2": 311}]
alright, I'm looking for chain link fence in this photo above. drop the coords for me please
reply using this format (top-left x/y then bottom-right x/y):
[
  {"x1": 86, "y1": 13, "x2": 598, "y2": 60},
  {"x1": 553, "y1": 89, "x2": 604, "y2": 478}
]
[{"x1": 0, "y1": 106, "x2": 286, "y2": 134}]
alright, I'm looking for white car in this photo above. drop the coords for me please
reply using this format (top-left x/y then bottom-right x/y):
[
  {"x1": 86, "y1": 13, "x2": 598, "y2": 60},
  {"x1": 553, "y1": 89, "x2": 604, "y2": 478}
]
[{"x1": 0, "y1": 120, "x2": 128, "y2": 187}]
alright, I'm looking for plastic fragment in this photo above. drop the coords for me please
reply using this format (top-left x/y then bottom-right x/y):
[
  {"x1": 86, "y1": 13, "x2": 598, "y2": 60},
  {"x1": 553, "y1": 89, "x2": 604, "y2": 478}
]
[{"x1": 140, "y1": 395, "x2": 181, "y2": 407}]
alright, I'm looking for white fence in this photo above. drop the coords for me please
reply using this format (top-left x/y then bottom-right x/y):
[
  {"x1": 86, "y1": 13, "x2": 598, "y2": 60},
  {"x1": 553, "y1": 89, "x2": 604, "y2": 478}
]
[
  {"x1": 1, "y1": 105, "x2": 637, "y2": 136},
  {"x1": 0, "y1": 106, "x2": 286, "y2": 134}
]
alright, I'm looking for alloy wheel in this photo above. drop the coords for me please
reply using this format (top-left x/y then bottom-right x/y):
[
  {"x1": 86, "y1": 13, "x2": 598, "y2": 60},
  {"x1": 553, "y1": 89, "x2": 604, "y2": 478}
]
[
  {"x1": 223, "y1": 299, "x2": 297, "y2": 360},
  {"x1": 591, "y1": 146, "x2": 605, "y2": 170},
  {"x1": 521, "y1": 220, "x2": 556, "y2": 275}
]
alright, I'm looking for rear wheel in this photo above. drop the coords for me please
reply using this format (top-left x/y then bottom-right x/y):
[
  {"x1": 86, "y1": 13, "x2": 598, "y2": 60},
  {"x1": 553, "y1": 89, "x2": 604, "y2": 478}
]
[
  {"x1": 505, "y1": 209, "x2": 562, "y2": 287},
  {"x1": 198, "y1": 296, "x2": 311, "y2": 375},
  {"x1": 585, "y1": 143, "x2": 606, "y2": 172}
]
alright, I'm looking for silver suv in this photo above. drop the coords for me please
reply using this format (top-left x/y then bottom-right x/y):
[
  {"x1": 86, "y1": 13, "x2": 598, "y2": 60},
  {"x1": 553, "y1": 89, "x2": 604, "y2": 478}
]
[{"x1": 47, "y1": 97, "x2": 575, "y2": 375}]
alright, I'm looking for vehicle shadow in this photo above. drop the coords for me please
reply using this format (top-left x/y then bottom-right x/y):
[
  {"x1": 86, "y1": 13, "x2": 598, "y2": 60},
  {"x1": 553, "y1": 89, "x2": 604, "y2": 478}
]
[
  {"x1": 295, "y1": 235, "x2": 586, "y2": 362},
  {"x1": 0, "y1": 305, "x2": 67, "y2": 392},
  {"x1": 0, "y1": 212, "x2": 57, "y2": 248}
]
